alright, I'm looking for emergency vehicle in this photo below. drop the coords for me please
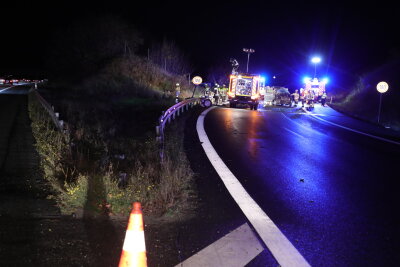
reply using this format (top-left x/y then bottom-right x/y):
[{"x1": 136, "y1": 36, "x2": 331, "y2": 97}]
[
  {"x1": 304, "y1": 77, "x2": 327, "y2": 100},
  {"x1": 228, "y1": 74, "x2": 264, "y2": 110}
]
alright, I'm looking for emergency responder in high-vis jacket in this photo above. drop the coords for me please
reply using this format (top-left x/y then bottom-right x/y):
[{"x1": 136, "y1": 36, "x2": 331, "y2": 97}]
[
  {"x1": 292, "y1": 89, "x2": 300, "y2": 107},
  {"x1": 300, "y1": 88, "x2": 306, "y2": 108},
  {"x1": 321, "y1": 92, "x2": 327, "y2": 106}
]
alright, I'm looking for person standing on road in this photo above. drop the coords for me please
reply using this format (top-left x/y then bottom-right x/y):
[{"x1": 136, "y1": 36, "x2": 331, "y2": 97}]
[
  {"x1": 321, "y1": 91, "x2": 327, "y2": 106},
  {"x1": 307, "y1": 89, "x2": 315, "y2": 109},
  {"x1": 292, "y1": 89, "x2": 300, "y2": 107},
  {"x1": 220, "y1": 84, "x2": 228, "y2": 103},
  {"x1": 175, "y1": 83, "x2": 181, "y2": 103},
  {"x1": 300, "y1": 88, "x2": 306, "y2": 108},
  {"x1": 213, "y1": 84, "x2": 220, "y2": 105}
]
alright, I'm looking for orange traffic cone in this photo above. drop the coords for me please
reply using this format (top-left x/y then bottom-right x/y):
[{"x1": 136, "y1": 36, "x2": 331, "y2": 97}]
[{"x1": 119, "y1": 202, "x2": 147, "y2": 267}]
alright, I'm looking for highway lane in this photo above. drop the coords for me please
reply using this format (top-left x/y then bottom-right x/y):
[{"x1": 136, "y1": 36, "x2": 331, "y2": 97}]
[
  {"x1": 203, "y1": 106, "x2": 400, "y2": 266},
  {"x1": 0, "y1": 84, "x2": 36, "y2": 176},
  {"x1": 0, "y1": 84, "x2": 32, "y2": 95}
]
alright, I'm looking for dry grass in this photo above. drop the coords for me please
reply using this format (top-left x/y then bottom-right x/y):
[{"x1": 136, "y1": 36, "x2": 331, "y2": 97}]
[{"x1": 29, "y1": 90, "x2": 195, "y2": 217}]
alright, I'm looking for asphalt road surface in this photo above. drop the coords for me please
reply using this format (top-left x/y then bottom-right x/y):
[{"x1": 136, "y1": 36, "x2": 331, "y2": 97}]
[
  {"x1": 0, "y1": 85, "x2": 125, "y2": 266},
  {"x1": 0, "y1": 85, "x2": 36, "y2": 176},
  {"x1": 203, "y1": 105, "x2": 400, "y2": 266}
]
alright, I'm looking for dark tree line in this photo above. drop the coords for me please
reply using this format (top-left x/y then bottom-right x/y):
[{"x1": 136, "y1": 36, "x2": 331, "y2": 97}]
[
  {"x1": 46, "y1": 15, "x2": 191, "y2": 83},
  {"x1": 149, "y1": 38, "x2": 192, "y2": 75}
]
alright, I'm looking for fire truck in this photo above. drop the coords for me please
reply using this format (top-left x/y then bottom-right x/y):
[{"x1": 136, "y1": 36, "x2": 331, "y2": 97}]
[
  {"x1": 304, "y1": 77, "x2": 327, "y2": 100},
  {"x1": 228, "y1": 74, "x2": 264, "y2": 110}
]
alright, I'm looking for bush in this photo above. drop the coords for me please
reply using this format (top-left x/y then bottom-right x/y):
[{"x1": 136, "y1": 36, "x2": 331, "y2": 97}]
[
  {"x1": 29, "y1": 90, "x2": 195, "y2": 217},
  {"x1": 29, "y1": 92, "x2": 75, "y2": 191},
  {"x1": 58, "y1": 173, "x2": 89, "y2": 214}
]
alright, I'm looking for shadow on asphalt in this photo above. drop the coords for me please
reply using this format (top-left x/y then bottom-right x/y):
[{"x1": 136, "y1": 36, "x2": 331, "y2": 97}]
[{"x1": 83, "y1": 174, "x2": 122, "y2": 267}]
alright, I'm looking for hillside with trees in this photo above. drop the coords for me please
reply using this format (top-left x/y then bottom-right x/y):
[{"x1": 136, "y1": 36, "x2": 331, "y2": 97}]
[
  {"x1": 33, "y1": 15, "x2": 199, "y2": 218},
  {"x1": 331, "y1": 58, "x2": 400, "y2": 131}
]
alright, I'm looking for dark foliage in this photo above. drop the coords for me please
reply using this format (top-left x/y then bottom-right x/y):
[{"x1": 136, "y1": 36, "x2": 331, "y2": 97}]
[{"x1": 46, "y1": 15, "x2": 143, "y2": 83}]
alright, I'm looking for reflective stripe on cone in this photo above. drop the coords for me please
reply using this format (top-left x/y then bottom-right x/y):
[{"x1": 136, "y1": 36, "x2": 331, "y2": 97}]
[{"x1": 119, "y1": 202, "x2": 147, "y2": 267}]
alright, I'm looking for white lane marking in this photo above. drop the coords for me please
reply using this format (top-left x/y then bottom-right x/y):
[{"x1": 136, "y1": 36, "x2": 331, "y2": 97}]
[
  {"x1": 280, "y1": 113, "x2": 325, "y2": 137},
  {"x1": 176, "y1": 223, "x2": 263, "y2": 267},
  {"x1": 197, "y1": 107, "x2": 310, "y2": 267},
  {"x1": 0, "y1": 86, "x2": 13, "y2": 93},
  {"x1": 305, "y1": 109, "x2": 400, "y2": 146},
  {"x1": 284, "y1": 127, "x2": 305, "y2": 139}
]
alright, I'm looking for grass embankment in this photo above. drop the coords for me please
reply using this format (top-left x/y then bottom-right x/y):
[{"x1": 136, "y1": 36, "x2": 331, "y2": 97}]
[
  {"x1": 29, "y1": 89, "x2": 196, "y2": 218},
  {"x1": 331, "y1": 77, "x2": 400, "y2": 131}
]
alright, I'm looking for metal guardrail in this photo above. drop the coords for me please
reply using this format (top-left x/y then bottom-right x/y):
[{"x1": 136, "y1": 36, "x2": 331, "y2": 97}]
[
  {"x1": 156, "y1": 98, "x2": 201, "y2": 159},
  {"x1": 30, "y1": 88, "x2": 64, "y2": 132}
]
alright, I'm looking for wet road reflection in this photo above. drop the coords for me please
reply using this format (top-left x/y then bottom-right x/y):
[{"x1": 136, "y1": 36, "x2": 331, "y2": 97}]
[{"x1": 204, "y1": 106, "x2": 400, "y2": 266}]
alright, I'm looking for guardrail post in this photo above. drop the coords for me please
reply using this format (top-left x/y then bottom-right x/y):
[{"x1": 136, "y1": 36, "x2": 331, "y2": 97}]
[
  {"x1": 156, "y1": 125, "x2": 160, "y2": 136},
  {"x1": 156, "y1": 98, "x2": 199, "y2": 162}
]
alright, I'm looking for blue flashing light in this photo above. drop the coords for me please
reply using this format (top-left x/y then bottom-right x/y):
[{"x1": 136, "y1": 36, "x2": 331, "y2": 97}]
[
  {"x1": 303, "y1": 76, "x2": 311, "y2": 83},
  {"x1": 322, "y1": 77, "x2": 329, "y2": 84},
  {"x1": 259, "y1": 76, "x2": 266, "y2": 83}
]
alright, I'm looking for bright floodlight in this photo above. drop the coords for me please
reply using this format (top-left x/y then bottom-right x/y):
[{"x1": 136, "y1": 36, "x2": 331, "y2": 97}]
[
  {"x1": 311, "y1": 57, "x2": 321, "y2": 63},
  {"x1": 322, "y1": 77, "x2": 329, "y2": 84},
  {"x1": 303, "y1": 76, "x2": 311, "y2": 83}
]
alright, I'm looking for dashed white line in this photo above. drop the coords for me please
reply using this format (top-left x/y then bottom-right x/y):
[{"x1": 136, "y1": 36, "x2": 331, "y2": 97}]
[
  {"x1": 176, "y1": 223, "x2": 263, "y2": 267},
  {"x1": 280, "y1": 113, "x2": 325, "y2": 136},
  {"x1": 284, "y1": 127, "x2": 306, "y2": 139},
  {"x1": 197, "y1": 107, "x2": 310, "y2": 267}
]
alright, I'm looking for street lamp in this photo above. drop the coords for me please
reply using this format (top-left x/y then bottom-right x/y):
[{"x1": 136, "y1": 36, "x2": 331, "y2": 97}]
[
  {"x1": 243, "y1": 48, "x2": 255, "y2": 73},
  {"x1": 311, "y1": 57, "x2": 321, "y2": 78}
]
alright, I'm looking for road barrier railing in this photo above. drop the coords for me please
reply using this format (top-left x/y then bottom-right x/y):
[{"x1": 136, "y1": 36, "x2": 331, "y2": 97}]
[
  {"x1": 29, "y1": 87, "x2": 64, "y2": 132},
  {"x1": 156, "y1": 98, "x2": 201, "y2": 159}
]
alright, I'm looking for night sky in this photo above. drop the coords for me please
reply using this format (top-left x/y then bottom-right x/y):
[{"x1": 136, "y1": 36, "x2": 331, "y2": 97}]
[{"x1": 1, "y1": 1, "x2": 399, "y2": 91}]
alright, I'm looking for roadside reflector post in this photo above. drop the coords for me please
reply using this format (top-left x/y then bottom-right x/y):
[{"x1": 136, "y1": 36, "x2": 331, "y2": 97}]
[{"x1": 376, "y1": 81, "x2": 389, "y2": 124}]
